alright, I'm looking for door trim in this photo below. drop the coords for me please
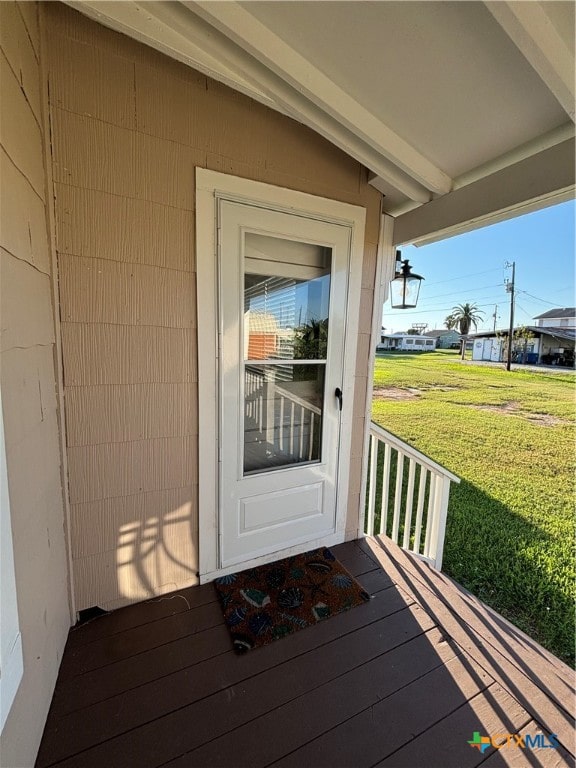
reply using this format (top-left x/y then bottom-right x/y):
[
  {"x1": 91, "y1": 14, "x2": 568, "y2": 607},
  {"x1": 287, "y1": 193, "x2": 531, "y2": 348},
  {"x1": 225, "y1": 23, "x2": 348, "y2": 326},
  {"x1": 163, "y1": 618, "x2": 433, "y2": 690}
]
[{"x1": 196, "y1": 169, "x2": 366, "y2": 582}]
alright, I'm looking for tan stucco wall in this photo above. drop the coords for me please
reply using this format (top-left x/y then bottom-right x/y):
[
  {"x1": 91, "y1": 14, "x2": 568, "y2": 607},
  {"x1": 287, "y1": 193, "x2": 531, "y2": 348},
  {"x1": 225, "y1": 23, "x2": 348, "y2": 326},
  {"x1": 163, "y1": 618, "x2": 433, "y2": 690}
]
[
  {"x1": 0, "y1": 3, "x2": 71, "y2": 765},
  {"x1": 44, "y1": 3, "x2": 381, "y2": 612}
]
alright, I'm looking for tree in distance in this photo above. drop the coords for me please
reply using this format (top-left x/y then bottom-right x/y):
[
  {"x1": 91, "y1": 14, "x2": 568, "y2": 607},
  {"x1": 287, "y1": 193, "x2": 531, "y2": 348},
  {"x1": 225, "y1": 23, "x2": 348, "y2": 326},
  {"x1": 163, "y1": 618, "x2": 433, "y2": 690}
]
[{"x1": 445, "y1": 303, "x2": 485, "y2": 359}]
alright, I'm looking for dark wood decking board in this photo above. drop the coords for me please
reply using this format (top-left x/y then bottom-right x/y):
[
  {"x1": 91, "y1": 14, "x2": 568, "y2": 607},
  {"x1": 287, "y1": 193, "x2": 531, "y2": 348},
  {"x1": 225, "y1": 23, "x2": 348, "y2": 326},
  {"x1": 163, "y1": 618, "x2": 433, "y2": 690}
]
[
  {"x1": 36, "y1": 544, "x2": 399, "y2": 766},
  {"x1": 162, "y1": 630, "x2": 466, "y2": 768},
  {"x1": 361, "y1": 537, "x2": 576, "y2": 756},
  {"x1": 270, "y1": 659, "x2": 496, "y2": 768},
  {"x1": 45, "y1": 548, "x2": 393, "y2": 716},
  {"x1": 375, "y1": 683, "x2": 532, "y2": 768},
  {"x1": 51, "y1": 566, "x2": 394, "y2": 719},
  {"x1": 37, "y1": 594, "x2": 420, "y2": 765},
  {"x1": 49, "y1": 623, "x2": 233, "y2": 718},
  {"x1": 360, "y1": 537, "x2": 573, "y2": 692},
  {"x1": 65, "y1": 582, "x2": 219, "y2": 650},
  {"x1": 36, "y1": 539, "x2": 575, "y2": 768},
  {"x1": 57, "y1": 599, "x2": 226, "y2": 679}
]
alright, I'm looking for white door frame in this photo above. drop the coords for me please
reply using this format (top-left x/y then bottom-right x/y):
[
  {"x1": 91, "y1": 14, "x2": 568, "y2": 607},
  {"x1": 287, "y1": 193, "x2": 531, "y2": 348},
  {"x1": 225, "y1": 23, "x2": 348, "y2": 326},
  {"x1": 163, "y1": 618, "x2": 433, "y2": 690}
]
[{"x1": 196, "y1": 169, "x2": 366, "y2": 582}]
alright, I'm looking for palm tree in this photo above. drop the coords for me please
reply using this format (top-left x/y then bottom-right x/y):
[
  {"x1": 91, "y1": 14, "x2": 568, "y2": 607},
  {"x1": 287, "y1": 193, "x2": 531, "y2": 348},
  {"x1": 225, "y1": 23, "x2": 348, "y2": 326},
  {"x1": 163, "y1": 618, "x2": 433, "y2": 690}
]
[
  {"x1": 445, "y1": 303, "x2": 484, "y2": 359},
  {"x1": 293, "y1": 317, "x2": 328, "y2": 360}
]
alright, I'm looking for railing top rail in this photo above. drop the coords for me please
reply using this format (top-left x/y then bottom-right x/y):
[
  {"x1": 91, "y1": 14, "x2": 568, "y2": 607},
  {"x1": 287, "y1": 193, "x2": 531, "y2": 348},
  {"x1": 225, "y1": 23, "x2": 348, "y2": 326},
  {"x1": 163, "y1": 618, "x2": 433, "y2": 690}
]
[
  {"x1": 275, "y1": 385, "x2": 322, "y2": 415},
  {"x1": 369, "y1": 421, "x2": 461, "y2": 484}
]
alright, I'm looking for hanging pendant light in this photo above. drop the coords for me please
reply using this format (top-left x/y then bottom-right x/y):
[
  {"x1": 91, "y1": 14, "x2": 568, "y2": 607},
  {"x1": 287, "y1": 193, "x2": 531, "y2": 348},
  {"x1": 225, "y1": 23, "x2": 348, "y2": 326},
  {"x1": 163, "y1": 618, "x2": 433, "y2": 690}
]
[{"x1": 390, "y1": 250, "x2": 424, "y2": 309}]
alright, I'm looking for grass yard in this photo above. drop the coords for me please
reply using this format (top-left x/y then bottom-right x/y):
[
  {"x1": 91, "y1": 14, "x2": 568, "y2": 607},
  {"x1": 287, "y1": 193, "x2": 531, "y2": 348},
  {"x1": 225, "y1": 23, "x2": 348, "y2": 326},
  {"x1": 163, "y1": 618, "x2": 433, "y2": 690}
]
[{"x1": 371, "y1": 350, "x2": 575, "y2": 666}]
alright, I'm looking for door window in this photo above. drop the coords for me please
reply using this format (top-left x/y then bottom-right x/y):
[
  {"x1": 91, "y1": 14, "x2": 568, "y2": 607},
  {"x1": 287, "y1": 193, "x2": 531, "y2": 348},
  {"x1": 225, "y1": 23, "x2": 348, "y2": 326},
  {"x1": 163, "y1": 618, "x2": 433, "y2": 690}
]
[{"x1": 243, "y1": 233, "x2": 332, "y2": 474}]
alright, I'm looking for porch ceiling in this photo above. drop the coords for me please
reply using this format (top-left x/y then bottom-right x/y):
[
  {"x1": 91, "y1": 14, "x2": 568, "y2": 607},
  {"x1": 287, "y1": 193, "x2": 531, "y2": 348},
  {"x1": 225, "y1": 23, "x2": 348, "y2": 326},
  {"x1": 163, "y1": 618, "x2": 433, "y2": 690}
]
[{"x1": 65, "y1": 0, "x2": 575, "y2": 242}]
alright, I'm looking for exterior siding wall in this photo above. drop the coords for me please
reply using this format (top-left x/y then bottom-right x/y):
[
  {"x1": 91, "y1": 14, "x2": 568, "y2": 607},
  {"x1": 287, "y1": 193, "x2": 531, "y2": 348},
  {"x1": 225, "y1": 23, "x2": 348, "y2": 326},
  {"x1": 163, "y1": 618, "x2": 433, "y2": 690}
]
[
  {"x1": 537, "y1": 317, "x2": 576, "y2": 328},
  {"x1": 43, "y1": 3, "x2": 381, "y2": 611},
  {"x1": 0, "y1": 3, "x2": 71, "y2": 765}
]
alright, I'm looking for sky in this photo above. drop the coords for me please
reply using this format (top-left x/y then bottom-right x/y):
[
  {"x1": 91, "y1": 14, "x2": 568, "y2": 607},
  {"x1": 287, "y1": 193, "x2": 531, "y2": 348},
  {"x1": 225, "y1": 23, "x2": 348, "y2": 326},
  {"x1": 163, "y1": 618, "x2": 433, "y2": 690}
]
[{"x1": 382, "y1": 200, "x2": 576, "y2": 335}]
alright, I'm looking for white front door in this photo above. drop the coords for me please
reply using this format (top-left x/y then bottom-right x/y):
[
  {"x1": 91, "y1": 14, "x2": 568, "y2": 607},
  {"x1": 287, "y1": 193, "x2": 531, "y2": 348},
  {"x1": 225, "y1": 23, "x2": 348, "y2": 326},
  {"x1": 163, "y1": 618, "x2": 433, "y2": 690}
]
[{"x1": 219, "y1": 200, "x2": 351, "y2": 568}]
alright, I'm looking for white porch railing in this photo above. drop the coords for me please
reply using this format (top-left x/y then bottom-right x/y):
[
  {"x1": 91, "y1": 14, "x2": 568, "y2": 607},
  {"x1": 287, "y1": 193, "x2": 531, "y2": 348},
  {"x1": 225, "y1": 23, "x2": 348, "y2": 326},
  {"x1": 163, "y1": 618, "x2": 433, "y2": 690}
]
[
  {"x1": 245, "y1": 366, "x2": 321, "y2": 462},
  {"x1": 364, "y1": 422, "x2": 460, "y2": 570}
]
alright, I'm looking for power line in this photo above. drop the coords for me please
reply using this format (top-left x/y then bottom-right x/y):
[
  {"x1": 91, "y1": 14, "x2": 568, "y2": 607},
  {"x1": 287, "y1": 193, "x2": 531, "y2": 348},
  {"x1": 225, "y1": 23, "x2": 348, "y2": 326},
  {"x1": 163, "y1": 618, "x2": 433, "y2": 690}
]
[
  {"x1": 422, "y1": 293, "x2": 509, "y2": 310},
  {"x1": 423, "y1": 283, "x2": 503, "y2": 302},
  {"x1": 514, "y1": 301, "x2": 534, "y2": 322},
  {"x1": 521, "y1": 291, "x2": 566, "y2": 307},
  {"x1": 384, "y1": 300, "x2": 507, "y2": 317},
  {"x1": 424, "y1": 267, "x2": 503, "y2": 288}
]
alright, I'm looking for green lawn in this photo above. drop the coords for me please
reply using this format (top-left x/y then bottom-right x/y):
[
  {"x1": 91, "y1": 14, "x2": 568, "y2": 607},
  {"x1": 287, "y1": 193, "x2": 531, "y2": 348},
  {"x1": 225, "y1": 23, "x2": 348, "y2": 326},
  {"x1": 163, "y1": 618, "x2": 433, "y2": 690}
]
[{"x1": 371, "y1": 350, "x2": 575, "y2": 666}]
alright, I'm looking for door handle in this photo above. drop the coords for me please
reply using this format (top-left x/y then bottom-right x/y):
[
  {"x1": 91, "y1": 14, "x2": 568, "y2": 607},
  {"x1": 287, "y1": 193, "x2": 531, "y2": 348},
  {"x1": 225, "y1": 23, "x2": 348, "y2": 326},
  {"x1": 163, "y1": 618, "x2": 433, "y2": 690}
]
[{"x1": 335, "y1": 387, "x2": 343, "y2": 411}]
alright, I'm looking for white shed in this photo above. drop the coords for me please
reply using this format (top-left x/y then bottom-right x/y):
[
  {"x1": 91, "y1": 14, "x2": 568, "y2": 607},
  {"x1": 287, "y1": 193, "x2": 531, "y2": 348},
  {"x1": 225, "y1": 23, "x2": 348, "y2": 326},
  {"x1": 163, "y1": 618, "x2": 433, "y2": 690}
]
[{"x1": 472, "y1": 338, "x2": 504, "y2": 362}]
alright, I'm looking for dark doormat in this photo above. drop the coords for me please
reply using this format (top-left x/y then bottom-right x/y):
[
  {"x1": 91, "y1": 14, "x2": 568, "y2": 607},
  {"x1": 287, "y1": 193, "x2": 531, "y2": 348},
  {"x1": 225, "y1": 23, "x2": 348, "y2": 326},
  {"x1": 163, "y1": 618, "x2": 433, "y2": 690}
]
[{"x1": 214, "y1": 547, "x2": 371, "y2": 652}]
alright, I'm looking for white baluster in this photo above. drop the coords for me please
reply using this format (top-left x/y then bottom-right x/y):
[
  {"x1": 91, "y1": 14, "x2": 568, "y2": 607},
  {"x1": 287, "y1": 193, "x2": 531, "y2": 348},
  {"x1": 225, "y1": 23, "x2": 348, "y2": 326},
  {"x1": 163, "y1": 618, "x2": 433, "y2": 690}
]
[
  {"x1": 299, "y1": 405, "x2": 305, "y2": 458},
  {"x1": 413, "y1": 467, "x2": 427, "y2": 555},
  {"x1": 428, "y1": 476, "x2": 450, "y2": 570},
  {"x1": 379, "y1": 442, "x2": 391, "y2": 535},
  {"x1": 308, "y1": 413, "x2": 314, "y2": 460},
  {"x1": 423, "y1": 473, "x2": 437, "y2": 559},
  {"x1": 366, "y1": 435, "x2": 378, "y2": 536},
  {"x1": 403, "y1": 458, "x2": 416, "y2": 549},
  {"x1": 391, "y1": 451, "x2": 404, "y2": 543}
]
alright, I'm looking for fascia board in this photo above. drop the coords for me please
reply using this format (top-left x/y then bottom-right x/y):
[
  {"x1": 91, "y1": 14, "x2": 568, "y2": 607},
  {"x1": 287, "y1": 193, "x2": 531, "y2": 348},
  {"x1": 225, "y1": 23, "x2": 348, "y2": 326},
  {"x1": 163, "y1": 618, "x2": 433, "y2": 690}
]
[{"x1": 394, "y1": 138, "x2": 575, "y2": 246}]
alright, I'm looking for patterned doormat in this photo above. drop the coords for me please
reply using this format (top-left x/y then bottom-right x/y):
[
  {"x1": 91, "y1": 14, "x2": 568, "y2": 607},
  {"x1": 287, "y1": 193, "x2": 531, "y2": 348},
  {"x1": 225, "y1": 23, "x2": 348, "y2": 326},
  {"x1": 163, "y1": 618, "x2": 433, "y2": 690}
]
[{"x1": 214, "y1": 547, "x2": 371, "y2": 653}]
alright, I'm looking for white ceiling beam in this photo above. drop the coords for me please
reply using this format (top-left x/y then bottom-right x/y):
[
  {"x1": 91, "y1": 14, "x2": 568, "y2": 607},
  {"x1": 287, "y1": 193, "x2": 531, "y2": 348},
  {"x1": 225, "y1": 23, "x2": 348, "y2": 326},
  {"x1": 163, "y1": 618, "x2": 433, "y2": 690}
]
[
  {"x1": 484, "y1": 1, "x2": 575, "y2": 121},
  {"x1": 454, "y1": 122, "x2": 575, "y2": 190},
  {"x1": 394, "y1": 139, "x2": 575, "y2": 246},
  {"x1": 185, "y1": 0, "x2": 453, "y2": 196}
]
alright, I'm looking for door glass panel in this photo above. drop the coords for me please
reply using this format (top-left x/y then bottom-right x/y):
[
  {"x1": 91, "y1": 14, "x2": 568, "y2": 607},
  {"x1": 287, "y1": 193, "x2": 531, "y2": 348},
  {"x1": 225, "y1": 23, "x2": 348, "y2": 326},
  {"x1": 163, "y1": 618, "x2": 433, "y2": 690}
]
[
  {"x1": 244, "y1": 234, "x2": 331, "y2": 361},
  {"x1": 244, "y1": 364, "x2": 325, "y2": 474},
  {"x1": 243, "y1": 233, "x2": 332, "y2": 475}
]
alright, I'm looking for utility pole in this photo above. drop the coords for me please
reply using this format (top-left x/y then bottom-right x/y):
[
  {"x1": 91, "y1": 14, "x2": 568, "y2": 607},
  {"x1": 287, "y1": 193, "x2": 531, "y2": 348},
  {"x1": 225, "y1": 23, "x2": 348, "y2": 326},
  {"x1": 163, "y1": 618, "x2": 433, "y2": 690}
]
[
  {"x1": 505, "y1": 262, "x2": 515, "y2": 371},
  {"x1": 492, "y1": 305, "x2": 498, "y2": 333}
]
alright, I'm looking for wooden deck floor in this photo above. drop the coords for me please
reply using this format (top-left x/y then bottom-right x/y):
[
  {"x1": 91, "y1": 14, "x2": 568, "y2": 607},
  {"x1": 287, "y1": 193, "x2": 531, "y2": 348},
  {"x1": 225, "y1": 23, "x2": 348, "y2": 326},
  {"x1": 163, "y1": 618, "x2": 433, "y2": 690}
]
[{"x1": 36, "y1": 536, "x2": 575, "y2": 768}]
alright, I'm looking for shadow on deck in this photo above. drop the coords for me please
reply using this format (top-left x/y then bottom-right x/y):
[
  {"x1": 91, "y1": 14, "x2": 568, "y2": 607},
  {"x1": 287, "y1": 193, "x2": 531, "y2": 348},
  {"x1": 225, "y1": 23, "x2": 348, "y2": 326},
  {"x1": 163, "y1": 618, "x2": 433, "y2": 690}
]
[{"x1": 36, "y1": 537, "x2": 575, "y2": 768}]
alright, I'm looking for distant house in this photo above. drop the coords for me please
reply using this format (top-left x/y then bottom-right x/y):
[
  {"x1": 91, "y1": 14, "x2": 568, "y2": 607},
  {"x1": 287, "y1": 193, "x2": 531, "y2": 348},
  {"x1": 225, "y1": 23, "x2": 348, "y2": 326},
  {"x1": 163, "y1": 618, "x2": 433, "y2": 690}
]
[
  {"x1": 470, "y1": 320, "x2": 575, "y2": 366},
  {"x1": 378, "y1": 333, "x2": 437, "y2": 352},
  {"x1": 425, "y1": 329, "x2": 461, "y2": 349},
  {"x1": 533, "y1": 308, "x2": 576, "y2": 329}
]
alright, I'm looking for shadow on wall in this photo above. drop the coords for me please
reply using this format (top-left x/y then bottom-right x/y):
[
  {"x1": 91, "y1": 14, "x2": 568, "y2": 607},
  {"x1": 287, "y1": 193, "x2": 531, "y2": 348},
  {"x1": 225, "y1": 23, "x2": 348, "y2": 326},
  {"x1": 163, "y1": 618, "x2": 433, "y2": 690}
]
[
  {"x1": 115, "y1": 500, "x2": 197, "y2": 604},
  {"x1": 72, "y1": 486, "x2": 198, "y2": 615}
]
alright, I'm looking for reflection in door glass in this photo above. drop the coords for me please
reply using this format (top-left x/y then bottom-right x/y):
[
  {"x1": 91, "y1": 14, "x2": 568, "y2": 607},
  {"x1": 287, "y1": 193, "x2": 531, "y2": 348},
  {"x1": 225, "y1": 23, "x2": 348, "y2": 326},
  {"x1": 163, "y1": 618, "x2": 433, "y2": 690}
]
[
  {"x1": 244, "y1": 234, "x2": 331, "y2": 361},
  {"x1": 244, "y1": 364, "x2": 325, "y2": 474}
]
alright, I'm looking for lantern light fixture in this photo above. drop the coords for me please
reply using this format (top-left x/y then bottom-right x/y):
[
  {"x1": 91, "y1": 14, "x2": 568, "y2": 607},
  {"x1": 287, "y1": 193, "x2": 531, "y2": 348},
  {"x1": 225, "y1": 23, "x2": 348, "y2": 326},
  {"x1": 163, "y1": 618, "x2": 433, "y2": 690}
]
[{"x1": 389, "y1": 250, "x2": 424, "y2": 309}]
